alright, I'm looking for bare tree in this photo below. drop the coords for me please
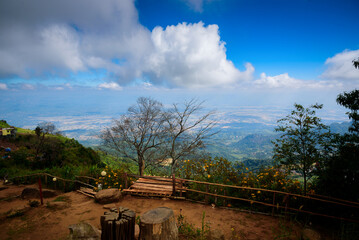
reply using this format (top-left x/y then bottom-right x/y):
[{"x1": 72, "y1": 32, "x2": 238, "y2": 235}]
[
  {"x1": 163, "y1": 99, "x2": 217, "y2": 175},
  {"x1": 102, "y1": 97, "x2": 165, "y2": 176}
]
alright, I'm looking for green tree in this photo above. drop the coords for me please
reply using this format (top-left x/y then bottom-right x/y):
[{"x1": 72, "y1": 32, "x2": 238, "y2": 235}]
[
  {"x1": 316, "y1": 90, "x2": 359, "y2": 201},
  {"x1": 273, "y1": 103, "x2": 332, "y2": 194},
  {"x1": 353, "y1": 58, "x2": 359, "y2": 69}
]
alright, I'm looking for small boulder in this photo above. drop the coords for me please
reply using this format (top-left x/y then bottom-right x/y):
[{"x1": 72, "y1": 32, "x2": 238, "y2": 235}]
[
  {"x1": 302, "y1": 228, "x2": 321, "y2": 240},
  {"x1": 47, "y1": 201, "x2": 69, "y2": 210},
  {"x1": 21, "y1": 187, "x2": 39, "y2": 199},
  {"x1": 68, "y1": 222, "x2": 100, "y2": 240},
  {"x1": 95, "y1": 188, "x2": 121, "y2": 204},
  {"x1": 21, "y1": 187, "x2": 57, "y2": 199}
]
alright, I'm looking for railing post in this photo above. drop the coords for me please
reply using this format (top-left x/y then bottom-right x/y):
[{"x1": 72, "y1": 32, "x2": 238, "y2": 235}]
[
  {"x1": 172, "y1": 174, "x2": 176, "y2": 196},
  {"x1": 272, "y1": 193, "x2": 276, "y2": 216},
  {"x1": 124, "y1": 173, "x2": 128, "y2": 189},
  {"x1": 38, "y1": 177, "x2": 43, "y2": 205},
  {"x1": 205, "y1": 185, "x2": 209, "y2": 204},
  {"x1": 223, "y1": 189, "x2": 226, "y2": 207},
  {"x1": 45, "y1": 174, "x2": 48, "y2": 186},
  {"x1": 179, "y1": 180, "x2": 183, "y2": 197}
]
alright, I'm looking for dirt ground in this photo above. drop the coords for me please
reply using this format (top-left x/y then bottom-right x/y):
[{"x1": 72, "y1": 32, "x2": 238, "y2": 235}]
[{"x1": 0, "y1": 181, "x2": 304, "y2": 240}]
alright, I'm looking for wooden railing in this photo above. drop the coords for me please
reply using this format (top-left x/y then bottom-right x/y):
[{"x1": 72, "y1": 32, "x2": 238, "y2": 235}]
[
  {"x1": 124, "y1": 173, "x2": 359, "y2": 223},
  {"x1": 8, "y1": 173, "x2": 96, "y2": 191},
  {"x1": 8, "y1": 172, "x2": 359, "y2": 223}
]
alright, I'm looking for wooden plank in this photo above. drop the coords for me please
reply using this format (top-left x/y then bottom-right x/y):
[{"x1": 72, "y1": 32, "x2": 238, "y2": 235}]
[
  {"x1": 131, "y1": 183, "x2": 173, "y2": 190},
  {"x1": 123, "y1": 189, "x2": 172, "y2": 195},
  {"x1": 77, "y1": 190, "x2": 95, "y2": 198}
]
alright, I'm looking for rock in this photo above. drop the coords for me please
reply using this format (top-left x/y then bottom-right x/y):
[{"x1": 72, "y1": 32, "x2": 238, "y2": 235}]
[
  {"x1": 47, "y1": 201, "x2": 69, "y2": 210},
  {"x1": 21, "y1": 187, "x2": 57, "y2": 199},
  {"x1": 95, "y1": 188, "x2": 121, "y2": 204},
  {"x1": 21, "y1": 187, "x2": 39, "y2": 199},
  {"x1": 68, "y1": 222, "x2": 100, "y2": 240},
  {"x1": 302, "y1": 228, "x2": 321, "y2": 240},
  {"x1": 208, "y1": 230, "x2": 225, "y2": 240}
]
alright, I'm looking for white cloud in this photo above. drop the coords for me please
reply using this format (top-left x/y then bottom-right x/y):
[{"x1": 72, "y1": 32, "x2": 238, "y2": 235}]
[
  {"x1": 0, "y1": 0, "x2": 151, "y2": 81},
  {"x1": 98, "y1": 82, "x2": 123, "y2": 90},
  {"x1": 184, "y1": 0, "x2": 204, "y2": 12},
  {"x1": 0, "y1": 83, "x2": 8, "y2": 90},
  {"x1": 253, "y1": 73, "x2": 342, "y2": 89},
  {"x1": 22, "y1": 84, "x2": 35, "y2": 90},
  {"x1": 322, "y1": 49, "x2": 359, "y2": 81},
  {"x1": 145, "y1": 22, "x2": 253, "y2": 88}
]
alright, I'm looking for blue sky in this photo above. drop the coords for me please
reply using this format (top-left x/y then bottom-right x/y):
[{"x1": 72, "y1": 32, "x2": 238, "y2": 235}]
[{"x1": 0, "y1": 0, "x2": 358, "y2": 132}]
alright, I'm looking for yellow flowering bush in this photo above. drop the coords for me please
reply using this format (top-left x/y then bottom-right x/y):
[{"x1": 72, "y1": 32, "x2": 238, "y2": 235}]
[{"x1": 94, "y1": 166, "x2": 127, "y2": 191}]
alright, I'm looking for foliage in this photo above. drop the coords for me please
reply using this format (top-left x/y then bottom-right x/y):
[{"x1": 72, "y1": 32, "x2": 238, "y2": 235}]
[
  {"x1": 336, "y1": 89, "x2": 359, "y2": 134},
  {"x1": 94, "y1": 166, "x2": 135, "y2": 191},
  {"x1": 1, "y1": 131, "x2": 101, "y2": 171},
  {"x1": 178, "y1": 157, "x2": 240, "y2": 184},
  {"x1": 353, "y1": 58, "x2": 359, "y2": 69},
  {"x1": 272, "y1": 103, "x2": 332, "y2": 194},
  {"x1": 316, "y1": 90, "x2": 359, "y2": 201},
  {"x1": 0, "y1": 120, "x2": 11, "y2": 128},
  {"x1": 177, "y1": 210, "x2": 210, "y2": 240}
]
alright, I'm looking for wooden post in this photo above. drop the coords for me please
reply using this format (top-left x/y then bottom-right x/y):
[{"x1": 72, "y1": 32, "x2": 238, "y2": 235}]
[
  {"x1": 223, "y1": 189, "x2": 226, "y2": 207},
  {"x1": 179, "y1": 181, "x2": 183, "y2": 197},
  {"x1": 205, "y1": 185, "x2": 209, "y2": 204},
  {"x1": 215, "y1": 187, "x2": 218, "y2": 205},
  {"x1": 172, "y1": 174, "x2": 176, "y2": 196},
  {"x1": 45, "y1": 174, "x2": 48, "y2": 186},
  {"x1": 101, "y1": 207, "x2": 136, "y2": 240},
  {"x1": 272, "y1": 193, "x2": 276, "y2": 216},
  {"x1": 140, "y1": 207, "x2": 178, "y2": 240},
  {"x1": 124, "y1": 173, "x2": 128, "y2": 189},
  {"x1": 38, "y1": 177, "x2": 43, "y2": 205},
  {"x1": 63, "y1": 181, "x2": 66, "y2": 192}
]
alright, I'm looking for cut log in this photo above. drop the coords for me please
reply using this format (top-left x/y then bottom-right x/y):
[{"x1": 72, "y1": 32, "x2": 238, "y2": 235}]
[
  {"x1": 140, "y1": 207, "x2": 178, "y2": 240},
  {"x1": 100, "y1": 207, "x2": 136, "y2": 240}
]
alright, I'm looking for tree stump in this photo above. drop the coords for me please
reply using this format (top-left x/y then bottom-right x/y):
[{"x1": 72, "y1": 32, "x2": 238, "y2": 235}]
[
  {"x1": 140, "y1": 207, "x2": 178, "y2": 240},
  {"x1": 100, "y1": 207, "x2": 136, "y2": 240}
]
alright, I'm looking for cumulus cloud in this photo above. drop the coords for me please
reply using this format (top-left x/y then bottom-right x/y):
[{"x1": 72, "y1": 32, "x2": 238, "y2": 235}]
[
  {"x1": 0, "y1": 0, "x2": 151, "y2": 81},
  {"x1": 0, "y1": 1, "x2": 253, "y2": 89},
  {"x1": 0, "y1": 83, "x2": 8, "y2": 90},
  {"x1": 145, "y1": 22, "x2": 253, "y2": 88},
  {"x1": 98, "y1": 82, "x2": 123, "y2": 90},
  {"x1": 253, "y1": 73, "x2": 342, "y2": 89},
  {"x1": 322, "y1": 49, "x2": 359, "y2": 81}
]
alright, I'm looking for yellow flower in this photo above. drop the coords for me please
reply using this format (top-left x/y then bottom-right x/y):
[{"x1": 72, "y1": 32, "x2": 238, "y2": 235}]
[
  {"x1": 245, "y1": 168, "x2": 249, "y2": 171},
  {"x1": 208, "y1": 174, "x2": 211, "y2": 178},
  {"x1": 257, "y1": 191, "x2": 261, "y2": 194}
]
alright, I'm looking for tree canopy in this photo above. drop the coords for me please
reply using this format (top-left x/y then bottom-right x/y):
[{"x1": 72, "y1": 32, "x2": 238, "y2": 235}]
[{"x1": 273, "y1": 103, "x2": 332, "y2": 194}]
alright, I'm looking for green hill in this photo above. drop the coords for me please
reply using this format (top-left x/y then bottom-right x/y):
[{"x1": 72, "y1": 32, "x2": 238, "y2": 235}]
[{"x1": 0, "y1": 121, "x2": 102, "y2": 178}]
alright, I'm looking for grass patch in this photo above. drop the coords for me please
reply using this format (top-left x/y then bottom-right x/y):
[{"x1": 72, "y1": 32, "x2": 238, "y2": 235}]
[{"x1": 53, "y1": 195, "x2": 71, "y2": 203}]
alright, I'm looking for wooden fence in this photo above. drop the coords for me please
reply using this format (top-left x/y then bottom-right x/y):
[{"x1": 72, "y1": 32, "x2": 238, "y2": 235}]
[
  {"x1": 7, "y1": 172, "x2": 359, "y2": 223},
  {"x1": 125, "y1": 173, "x2": 359, "y2": 223},
  {"x1": 8, "y1": 173, "x2": 96, "y2": 192}
]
